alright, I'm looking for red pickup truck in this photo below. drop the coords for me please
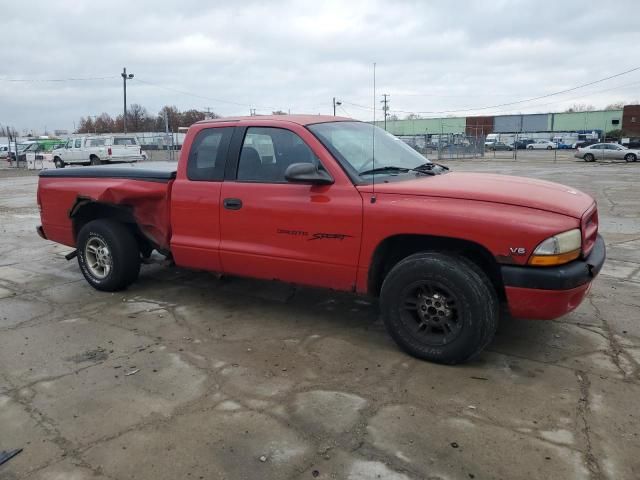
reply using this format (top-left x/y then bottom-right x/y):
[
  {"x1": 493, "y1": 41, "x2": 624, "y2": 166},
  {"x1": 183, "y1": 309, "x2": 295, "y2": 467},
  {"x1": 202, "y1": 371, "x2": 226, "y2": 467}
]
[{"x1": 37, "y1": 115, "x2": 605, "y2": 364}]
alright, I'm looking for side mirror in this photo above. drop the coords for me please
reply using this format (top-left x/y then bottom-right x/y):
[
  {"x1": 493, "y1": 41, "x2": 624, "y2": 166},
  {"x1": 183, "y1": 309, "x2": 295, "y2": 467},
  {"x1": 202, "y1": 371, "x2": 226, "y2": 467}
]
[{"x1": 284, "y1": 163, "x2": 333, "y2": 185}]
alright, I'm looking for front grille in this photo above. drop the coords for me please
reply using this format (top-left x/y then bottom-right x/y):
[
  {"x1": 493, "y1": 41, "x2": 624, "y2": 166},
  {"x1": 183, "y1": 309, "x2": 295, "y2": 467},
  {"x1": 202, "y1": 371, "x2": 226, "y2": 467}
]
[{"x1": 582, "y1": 205, "x2": 598, "y2": 257}]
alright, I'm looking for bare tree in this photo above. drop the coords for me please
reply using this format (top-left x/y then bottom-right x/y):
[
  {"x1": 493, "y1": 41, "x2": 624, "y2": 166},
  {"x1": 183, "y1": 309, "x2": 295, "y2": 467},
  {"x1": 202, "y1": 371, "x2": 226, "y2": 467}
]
[
  {"x1": 180, "y1": 109, "x2": 207, "y2": 127},
  {"x1": 404, "y1": 113, "x2": 423, "y2": 120},
  {"x1": 564, "y1": 103, "x2": 595, "y2": 113},
  {"x1": 94, "y1": 113, "x2": 115, "y2": 133},
  {"x1": 604, "y1": 102, "x2": 625, "y2": 110}
]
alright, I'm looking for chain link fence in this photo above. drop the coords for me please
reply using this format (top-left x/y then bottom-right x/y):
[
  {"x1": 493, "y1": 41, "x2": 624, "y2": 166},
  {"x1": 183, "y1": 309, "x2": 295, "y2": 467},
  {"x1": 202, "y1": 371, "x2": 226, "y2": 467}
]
[{"x1": 398, "y1": 133, "x2": 486, "y2": 160}]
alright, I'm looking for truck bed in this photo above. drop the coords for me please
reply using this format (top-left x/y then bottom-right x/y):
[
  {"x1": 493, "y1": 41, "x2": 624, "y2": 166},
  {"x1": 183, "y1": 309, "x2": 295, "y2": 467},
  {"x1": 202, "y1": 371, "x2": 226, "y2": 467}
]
[{"x1": 38, "y1": 162, "x2": 177, "y2": 251}]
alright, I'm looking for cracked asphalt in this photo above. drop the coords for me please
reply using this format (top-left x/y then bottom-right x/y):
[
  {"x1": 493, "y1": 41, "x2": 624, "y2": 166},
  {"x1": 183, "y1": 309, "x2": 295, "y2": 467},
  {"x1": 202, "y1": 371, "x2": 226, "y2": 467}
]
[{"x1": 0, "y1": 156, "x2": 639, "y2": 480}]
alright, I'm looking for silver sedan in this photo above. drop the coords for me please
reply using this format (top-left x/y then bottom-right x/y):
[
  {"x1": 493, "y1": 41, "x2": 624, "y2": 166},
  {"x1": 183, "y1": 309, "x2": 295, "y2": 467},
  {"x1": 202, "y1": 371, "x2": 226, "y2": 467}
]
[{"x1": 574, "y1": 143, "x2": 639, "y2": 162}]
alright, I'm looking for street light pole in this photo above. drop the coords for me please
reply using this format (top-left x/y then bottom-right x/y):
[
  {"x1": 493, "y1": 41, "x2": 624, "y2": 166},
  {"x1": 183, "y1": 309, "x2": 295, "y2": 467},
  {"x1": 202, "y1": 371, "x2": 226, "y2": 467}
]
[
  {"x1": 332, "y1": 97, "x2": 341, "y2": 116},
  {"x1": 121, "y1": 67, "x2": 134, "y2": 133}
]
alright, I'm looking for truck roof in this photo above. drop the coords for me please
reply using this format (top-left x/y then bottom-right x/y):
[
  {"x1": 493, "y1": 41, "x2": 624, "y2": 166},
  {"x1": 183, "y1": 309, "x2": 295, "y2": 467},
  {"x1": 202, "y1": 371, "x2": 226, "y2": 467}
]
[{"x1": 195, "y1": 114, "x2": 354, "y2": 127}]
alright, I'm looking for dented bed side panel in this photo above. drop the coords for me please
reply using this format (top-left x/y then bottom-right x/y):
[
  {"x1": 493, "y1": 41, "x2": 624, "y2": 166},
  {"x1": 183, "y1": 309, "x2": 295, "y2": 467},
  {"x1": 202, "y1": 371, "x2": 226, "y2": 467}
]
[{"x1": 38, "y1": 177, "x2": 173, "y2": 250}]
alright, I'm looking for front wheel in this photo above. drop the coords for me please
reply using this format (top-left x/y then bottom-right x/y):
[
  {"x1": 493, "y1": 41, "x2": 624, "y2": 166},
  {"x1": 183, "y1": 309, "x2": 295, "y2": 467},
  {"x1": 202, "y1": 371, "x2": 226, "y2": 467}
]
[
  {"x1": 527, "y1": 146, "x2": 533, "y2": 150},
  {"x1": 54, "y1": 157, "x2": 64, "y2": 169},
  {"x1": 624, "y1": 153, "x2": 636, "y2": 162},
  {"x1": 547, "y1": 146, "x2": 553, "y2": 150},
  {"x1": 380, "y1": 252, "x2": 498, "y2": 364},
  {"x1": 77, "y1": 219, "x2": 141, "y2": 291}
]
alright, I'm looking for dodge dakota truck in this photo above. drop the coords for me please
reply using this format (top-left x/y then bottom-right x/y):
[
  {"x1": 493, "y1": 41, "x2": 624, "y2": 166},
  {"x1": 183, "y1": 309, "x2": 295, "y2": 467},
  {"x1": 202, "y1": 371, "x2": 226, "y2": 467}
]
[{"x1": 37, "y1": 115, "x2": 605, "y2": 364}]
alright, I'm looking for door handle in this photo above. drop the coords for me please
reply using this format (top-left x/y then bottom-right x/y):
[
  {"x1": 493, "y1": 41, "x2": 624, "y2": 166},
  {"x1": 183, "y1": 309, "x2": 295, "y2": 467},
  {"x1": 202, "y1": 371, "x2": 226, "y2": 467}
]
[{"x1": 223, "y1": 198, "x2": 243, "y2": 210}]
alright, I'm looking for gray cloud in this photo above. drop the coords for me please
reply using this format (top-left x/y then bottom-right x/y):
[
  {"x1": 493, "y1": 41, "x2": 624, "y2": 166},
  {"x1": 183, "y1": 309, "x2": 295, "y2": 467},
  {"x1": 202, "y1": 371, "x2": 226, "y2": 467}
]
[{"x1": 1, "y1": 0, "x2": 638, "y2": 132}]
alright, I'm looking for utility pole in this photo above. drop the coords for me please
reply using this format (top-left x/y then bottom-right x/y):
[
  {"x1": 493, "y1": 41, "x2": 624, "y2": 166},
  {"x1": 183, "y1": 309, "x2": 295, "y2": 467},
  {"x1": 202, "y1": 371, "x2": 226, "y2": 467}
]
[
  {"x1": 249, "y1": 108, "x2": 256, "y2": 116},
  {"x1": 381, "y1": 94, "x2": 390, "y2": 130},
  {"x1": 121, "y1": 67, "x2": 134, "y2": 133},
  {"x1": 332, "y1": 97, "x2": 342, "y2": 116}
]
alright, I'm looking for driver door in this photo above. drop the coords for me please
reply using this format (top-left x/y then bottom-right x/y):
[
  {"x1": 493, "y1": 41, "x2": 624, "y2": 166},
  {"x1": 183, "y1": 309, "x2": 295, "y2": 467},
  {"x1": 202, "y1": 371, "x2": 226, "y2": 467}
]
[{"x1": 219, "y1": 125, "x2": 363, "y2": 291}]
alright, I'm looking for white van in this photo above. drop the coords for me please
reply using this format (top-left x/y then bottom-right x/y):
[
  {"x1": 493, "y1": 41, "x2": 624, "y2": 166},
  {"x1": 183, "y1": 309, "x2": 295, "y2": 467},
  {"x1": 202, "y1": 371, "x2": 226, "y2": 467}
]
[{"x1": 52, "y1": 135, "x2": 143, "y2": 168}]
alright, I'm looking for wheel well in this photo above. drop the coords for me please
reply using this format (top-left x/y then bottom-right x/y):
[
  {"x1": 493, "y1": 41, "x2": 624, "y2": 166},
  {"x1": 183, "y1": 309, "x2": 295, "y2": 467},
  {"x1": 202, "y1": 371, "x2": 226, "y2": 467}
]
[
  {"x1": 367, "y1": 234, "x2": 506, "y2": 301},
  {"x1": 70, "y1": 200, "x2": 152, "y2": 257},
  {"x1": 90, "y1": 154, "x2": 99, "y2": 160}
]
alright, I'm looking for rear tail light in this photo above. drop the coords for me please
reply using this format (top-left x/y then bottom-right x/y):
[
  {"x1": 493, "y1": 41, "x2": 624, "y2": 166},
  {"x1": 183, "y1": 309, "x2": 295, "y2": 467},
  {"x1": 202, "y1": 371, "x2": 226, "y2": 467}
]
[
  {"x1": 140, "y1": 147, "x2": 142, "y2": 154},
  {"x1": 108, "y1": 147, "x2": 112, "y2": 156}
]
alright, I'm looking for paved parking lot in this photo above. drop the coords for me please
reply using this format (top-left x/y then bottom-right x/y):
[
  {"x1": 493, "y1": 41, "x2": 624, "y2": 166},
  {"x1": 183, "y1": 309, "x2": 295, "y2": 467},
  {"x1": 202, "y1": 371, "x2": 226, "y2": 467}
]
[{"x1": 1, "y1": 157, "x2": 639, "y2": 480}]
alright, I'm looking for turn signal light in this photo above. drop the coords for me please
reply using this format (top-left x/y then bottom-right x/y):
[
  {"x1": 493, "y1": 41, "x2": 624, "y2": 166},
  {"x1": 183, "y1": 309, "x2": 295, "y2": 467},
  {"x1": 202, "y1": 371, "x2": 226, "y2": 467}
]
[{"x1": 528, "y1": 249, "x2": 580, "y2": 266}]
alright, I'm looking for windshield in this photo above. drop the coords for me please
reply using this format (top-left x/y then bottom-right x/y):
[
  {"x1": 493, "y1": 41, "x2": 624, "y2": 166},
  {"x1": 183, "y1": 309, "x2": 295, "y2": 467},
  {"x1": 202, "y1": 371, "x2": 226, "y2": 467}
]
[{"x1": 308, "y1": 121, "x2": 431, "y2": 178}]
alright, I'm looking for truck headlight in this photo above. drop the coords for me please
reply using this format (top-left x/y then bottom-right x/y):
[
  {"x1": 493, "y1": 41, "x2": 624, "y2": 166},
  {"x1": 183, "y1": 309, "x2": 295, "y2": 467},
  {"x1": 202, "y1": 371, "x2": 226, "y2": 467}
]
[{"x1": 528, "y1": 229, "x2": 581, "y2": 266}]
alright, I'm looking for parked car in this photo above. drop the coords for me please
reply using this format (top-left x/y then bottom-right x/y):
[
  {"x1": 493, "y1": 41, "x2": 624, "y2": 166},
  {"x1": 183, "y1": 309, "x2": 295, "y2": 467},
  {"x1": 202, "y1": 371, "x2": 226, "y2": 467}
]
[
  {"x1": 37, "y1": 115, "x2": 605, "y2": 365},
  {"x1": 0, "y1": 145, "x2": 11, "y2": 160},
  {"x1": 51, "y1": 135, "x2": 143, "y2": 168},
  {"x1": 527, "y1": 140, "x2": 556, "y2": 150},
  {"x1": 572, "y1": 139, "x2": 599, "y2": 149},
  {"x1": 487, "y1": 141, "x2": 513, "y2": 151},
  {"x1": 574, "y1": 143, "x2": 639, "y2": 162},
  {"x1": 8, "y1": 142, "x2": 36, "y2": 163},
  {"x1": 512, "y1": 139, "x2": 535, "y2": 150}
]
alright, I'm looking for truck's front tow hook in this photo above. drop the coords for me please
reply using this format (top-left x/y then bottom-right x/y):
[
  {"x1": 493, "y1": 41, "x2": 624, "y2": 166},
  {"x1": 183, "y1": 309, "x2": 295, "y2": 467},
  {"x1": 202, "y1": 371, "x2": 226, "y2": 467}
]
[{"x1": 65, "y1": 250, "x2": 78, "y2": 261}]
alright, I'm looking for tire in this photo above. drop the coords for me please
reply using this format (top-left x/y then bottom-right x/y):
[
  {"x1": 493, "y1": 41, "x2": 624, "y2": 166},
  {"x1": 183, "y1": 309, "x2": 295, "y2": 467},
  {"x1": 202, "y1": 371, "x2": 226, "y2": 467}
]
[
  {"x1": 547, "y1": 146, "x2": 553, "y2": 150},
  {"x1": 624, "y1": 153, "x2": 636, "y2": 162},
  {"x1": 77, "y1": 219, "x2": 141, "y2": 291},
  {"x1": 584, "y1": 153, "x2": 595, "y2": 162},
  {"x1": 527, "y1": 146, "x2": 533, "y2": 150},
  {"x1": 90, "y1": 156, "x2": 101, "y2": 166},
  {"x1": 380, "y1": 252, "x2": 498, "y2": 364},
  {"x1": 54, "y1": 157, "x2": 64, "y2": 169}
]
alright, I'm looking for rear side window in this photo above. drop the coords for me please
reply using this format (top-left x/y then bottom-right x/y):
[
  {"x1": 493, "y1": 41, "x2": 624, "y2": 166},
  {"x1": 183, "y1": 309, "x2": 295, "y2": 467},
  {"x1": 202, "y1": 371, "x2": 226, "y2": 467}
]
[
  {"x1": 113, "y1": 137, "x2": 138, "y2": 146},
  {"x1": 187, "y1": 127, "x2": 233, "y2": 181},
  {"x1": 86, "y1": 138, "x2": 105, "y2": 147},
  {"x1": 75, "y1": 139, "x2": 82, "y2": 148}
]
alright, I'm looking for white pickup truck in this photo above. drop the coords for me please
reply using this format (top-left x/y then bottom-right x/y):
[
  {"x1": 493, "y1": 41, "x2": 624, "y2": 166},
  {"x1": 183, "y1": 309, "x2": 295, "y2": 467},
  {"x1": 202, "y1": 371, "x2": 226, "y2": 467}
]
[{"x1": 52, "y1": 135, "x2": 143, "y2": 168}]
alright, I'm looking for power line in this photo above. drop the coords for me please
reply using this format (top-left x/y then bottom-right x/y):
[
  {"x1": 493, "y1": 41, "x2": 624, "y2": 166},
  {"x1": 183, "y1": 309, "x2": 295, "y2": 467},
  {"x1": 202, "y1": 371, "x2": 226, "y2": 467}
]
[
  {"x1": 132, "y1": 77, "x2": 281, "y2": 112},
  {"x1": 0, "y1": 75, "x2": 118, "y2": 82},
  {"x1": 345, "y1": 65, "x2": 640, "y2": 116}
]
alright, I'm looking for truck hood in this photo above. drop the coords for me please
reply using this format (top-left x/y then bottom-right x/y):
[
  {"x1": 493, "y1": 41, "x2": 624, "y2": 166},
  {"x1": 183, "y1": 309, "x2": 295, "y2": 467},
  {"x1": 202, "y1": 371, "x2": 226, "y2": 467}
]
[{"x1": 358, "y1": 172, "x2": 594, "y2": 218}]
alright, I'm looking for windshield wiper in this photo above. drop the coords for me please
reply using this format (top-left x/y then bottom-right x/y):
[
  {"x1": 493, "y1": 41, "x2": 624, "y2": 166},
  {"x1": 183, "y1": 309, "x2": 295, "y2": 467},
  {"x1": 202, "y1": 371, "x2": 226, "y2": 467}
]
[
  {"x1": 414, "y1": 162, "x2": 449, "y2": 172},
  {"x1": 359, "y1": 165, "x2": 436, "y2": 176}
]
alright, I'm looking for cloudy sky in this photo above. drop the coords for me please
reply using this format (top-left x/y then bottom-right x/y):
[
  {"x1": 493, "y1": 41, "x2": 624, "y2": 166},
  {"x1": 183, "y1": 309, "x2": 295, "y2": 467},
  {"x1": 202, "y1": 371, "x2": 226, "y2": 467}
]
[{"x1": 2, "y1": 0, "x2": 639, "y2": 132}]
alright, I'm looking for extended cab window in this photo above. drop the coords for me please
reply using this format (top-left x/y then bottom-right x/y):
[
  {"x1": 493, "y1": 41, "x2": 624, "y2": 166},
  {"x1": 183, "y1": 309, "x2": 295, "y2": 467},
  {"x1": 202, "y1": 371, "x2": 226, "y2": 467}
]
[
  {"x1": 187, "y1": 127, "x2": 233, "y2": 181},
  {"x1": 237, "y1": 127, "x2": 320, "y2": 183},
  {"x1": 74, "y1": 139, "x2": 82, "y2": 148}
]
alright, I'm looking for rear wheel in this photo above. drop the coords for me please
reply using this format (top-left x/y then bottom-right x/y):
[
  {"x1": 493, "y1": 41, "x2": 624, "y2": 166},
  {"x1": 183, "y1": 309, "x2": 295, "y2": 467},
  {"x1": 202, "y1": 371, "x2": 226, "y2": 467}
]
[
  {"x1": 90, "y1": 156, "x2": 101, "y2": 166},
  {"x1": 380, "y1": 252, "x2": 498, "y2": 364},
  {"x1": 54, "y1": 157, "x2": 64, "y2": 169},
  {"x1": 527, "y1": 145, "x2": 533, "y2": 150},
  {"x1": 624, "y1": 153, "x2": 636, "y2": 162},
  {"x1": 77, "y1": 219, "x2": 140, "y2": 291},
  {"x1": 584, "y1": 153, "x2": 595, "y2": 162}
]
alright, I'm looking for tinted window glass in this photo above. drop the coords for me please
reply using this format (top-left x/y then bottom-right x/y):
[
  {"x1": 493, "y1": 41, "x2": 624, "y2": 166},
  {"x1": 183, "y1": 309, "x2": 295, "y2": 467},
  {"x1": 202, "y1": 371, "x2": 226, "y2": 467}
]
[
  {"x1": 75, "y1": 139, "x2": 82, "y2": 148},
  {"x1": 237, "y1": 127, "x2": 320, "y2": 183},
  {"x1": 187, "y1": 127, "x2": 233, "y2": 181}
]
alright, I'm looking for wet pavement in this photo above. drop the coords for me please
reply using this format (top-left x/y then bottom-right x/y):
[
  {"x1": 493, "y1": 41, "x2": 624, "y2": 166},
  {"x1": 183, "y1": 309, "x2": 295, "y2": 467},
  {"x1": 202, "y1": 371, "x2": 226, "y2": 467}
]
[{"x1": 0, "y1": 157, "x2": 639, "y2": 480}]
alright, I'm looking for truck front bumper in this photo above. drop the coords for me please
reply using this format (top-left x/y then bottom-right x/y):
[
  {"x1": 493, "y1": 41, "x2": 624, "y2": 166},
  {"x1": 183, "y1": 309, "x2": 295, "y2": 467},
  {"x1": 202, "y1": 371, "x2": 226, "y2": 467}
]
[{"x1": 501, "y1": 234, "x2": 606, "y2": 319}]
